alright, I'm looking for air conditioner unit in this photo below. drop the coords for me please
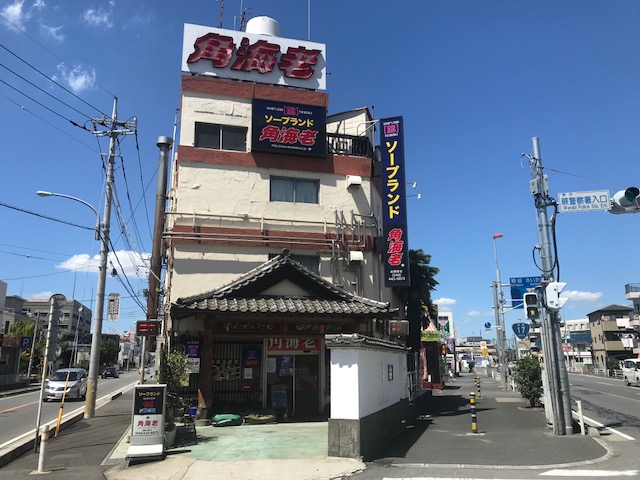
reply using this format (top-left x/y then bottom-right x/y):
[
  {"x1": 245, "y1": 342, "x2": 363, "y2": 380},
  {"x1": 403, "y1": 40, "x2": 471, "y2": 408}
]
[
  {"x1": 346, "y1": 175, "x2": 362, "y2": 188},
  {"x1": 349, "y1": 251, "x2": 364, "y2": 263}
]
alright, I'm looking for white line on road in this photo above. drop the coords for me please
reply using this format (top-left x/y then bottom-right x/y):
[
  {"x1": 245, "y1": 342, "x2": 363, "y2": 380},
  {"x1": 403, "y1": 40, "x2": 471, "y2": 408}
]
[
  {"x1": 541, "y1": 469, "x2": 638, "y2": 476},
  {"x1": 573, "y1": 411, "x2": 636, "y2": 440}
]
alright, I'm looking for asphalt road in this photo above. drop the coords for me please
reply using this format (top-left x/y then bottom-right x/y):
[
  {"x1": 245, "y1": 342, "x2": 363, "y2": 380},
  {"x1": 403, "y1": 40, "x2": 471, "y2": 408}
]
[
  {"x1": 569, "y1": 371, "x2": 640, "y2": 440},
  {"x1": 0, "y1": 372, "x2": 138, "y2": 448}
]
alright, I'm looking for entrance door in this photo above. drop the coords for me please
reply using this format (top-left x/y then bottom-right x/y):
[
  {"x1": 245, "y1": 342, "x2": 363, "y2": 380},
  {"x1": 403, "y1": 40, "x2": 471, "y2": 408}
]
[
  {"x1": 266, "y1": 354, "x2": 320, "y2": 419},
  {"x1": 294, "y1": 355, "x2": 319, "y2": 418}
]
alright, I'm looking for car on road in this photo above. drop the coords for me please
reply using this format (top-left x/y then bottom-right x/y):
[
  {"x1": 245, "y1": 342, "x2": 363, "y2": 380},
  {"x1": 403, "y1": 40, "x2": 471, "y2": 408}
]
[
  {"x1": 43, "y1": 368, "x2": 88, "y2": 401},
  {"x1": 622, "y1": 358, "x2": 640, "y2": 386},
  {"x1": 101, "y1": 366, "x2": 119, "y2": 379}
]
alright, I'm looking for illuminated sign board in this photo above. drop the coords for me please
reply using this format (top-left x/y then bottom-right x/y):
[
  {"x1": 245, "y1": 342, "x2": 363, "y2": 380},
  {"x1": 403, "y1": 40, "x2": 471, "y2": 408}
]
[
  {"x1": 252, "y1": 99, "x2": 326, "y2": 157},
  {"x1": 136, "y1": 320, "x2": 159, "y2": 336},
  {"x1": 380, "y1": 116, "x2": 410, "y2": 287},
  {"x1": 182, "y1": 23, "x2": 326, "y2": 90}
]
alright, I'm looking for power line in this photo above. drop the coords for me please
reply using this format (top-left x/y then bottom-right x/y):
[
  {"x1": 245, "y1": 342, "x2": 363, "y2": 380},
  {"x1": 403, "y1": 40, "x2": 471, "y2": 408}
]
[
  {"x1": 0, "y1": 40, "x2": 109, "y2": 115},
  {"x1": 0, "y1": 61, "x2": 93, "y2": 119},
  {"x1": 0, "y1": 91, "x2": 99, "y2": 153},
  {"x1": 544, "y1": 166, "x2": 625, "y2": 188},
  {"x1": 0, "y1": 76, "x2": 92, "y2": 131},
  {"x1": 0, "y1": 201, "x2": 95, "y2": 231}
]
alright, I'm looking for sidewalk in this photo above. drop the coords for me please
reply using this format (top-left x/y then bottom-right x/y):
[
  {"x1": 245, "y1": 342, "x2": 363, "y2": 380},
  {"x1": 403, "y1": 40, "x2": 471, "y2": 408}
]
[
  {"x1": 0, "y1": 373, "x2": 616, "y2": 480},
  {"x1": 370, "y1": 372, "x2": 610, "y2": 468}
]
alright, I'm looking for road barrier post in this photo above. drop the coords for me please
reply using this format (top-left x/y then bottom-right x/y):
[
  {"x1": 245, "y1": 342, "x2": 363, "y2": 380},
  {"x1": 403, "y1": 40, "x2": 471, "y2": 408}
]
[
  {"x1": 37, "y1": 425, "x2": 49, "y2": 473},
  {"x1": 470, "y1": 392, "x2": 477, "y2": 434}
]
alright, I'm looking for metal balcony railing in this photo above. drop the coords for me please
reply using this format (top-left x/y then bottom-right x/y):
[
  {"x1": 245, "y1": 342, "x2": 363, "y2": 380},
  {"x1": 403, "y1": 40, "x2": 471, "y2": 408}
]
[
  {"x1": 625, "y1": 283, "x2": 640, "y2": 294},
  {"x1": 327, "y1": 133, "x2": 374, "y2": 158}
]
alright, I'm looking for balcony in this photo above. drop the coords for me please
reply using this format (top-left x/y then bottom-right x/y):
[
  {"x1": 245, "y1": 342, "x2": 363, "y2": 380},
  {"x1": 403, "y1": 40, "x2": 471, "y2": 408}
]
[
  {"x1": 625, "y1": 283, "x2": 640, "y2": 301},
  {"x1": 327, "y1": 133, "x2": 374, "y2": 159}
]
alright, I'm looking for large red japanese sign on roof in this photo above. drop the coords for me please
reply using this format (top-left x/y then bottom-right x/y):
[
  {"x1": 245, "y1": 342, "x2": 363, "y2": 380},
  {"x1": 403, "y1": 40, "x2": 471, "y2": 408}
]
[{"x1": 182, "y1": 23, "x2": 327, "y2": 91}]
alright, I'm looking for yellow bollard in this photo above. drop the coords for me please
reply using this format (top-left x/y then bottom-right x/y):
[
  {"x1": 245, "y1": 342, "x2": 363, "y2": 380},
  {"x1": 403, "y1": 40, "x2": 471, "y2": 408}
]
[
  {"x1": 470, "y1": 392, "x2": 477, "y2": 434},
  {"x1": 476, "y1": 377, "x2": 481, "y2": 398}
]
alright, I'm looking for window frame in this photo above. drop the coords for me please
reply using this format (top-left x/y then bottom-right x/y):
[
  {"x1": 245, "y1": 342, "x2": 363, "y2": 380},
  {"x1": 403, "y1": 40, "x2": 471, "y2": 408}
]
[
  {"x1": 269, "y1": 176, "x2": 319, "y2": 204},
  {"x1": 194, "y1": 121, "x2": 247, "y2": 152}
]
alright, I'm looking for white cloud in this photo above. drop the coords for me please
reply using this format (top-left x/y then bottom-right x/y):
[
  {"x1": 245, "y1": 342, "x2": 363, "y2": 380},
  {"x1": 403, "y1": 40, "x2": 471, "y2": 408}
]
[
  {"x1": 54, "y1": 62, "x2": 96, "y2": 93},
  {"x1": 468, "y1": 310, "x2": 493, "y2": 317},
  {"x1": 56, "y1": 250, "x2": 150, "y2": 278},
  {"x1": 1, "y1": 0, "x2": 46, "y2": 30},
  {"x1": 30, "y1": 291, "x2": 54, "y2": 299},
  {"x1": 564, "y1": 290, "x2": 603, "y2": 302},
  {"x1": 434, "y1": 297, "x2": 456, "y2": 306},
  {"x1": 82, "y1": 6, "x2": 113, "y2": 28},
  {"x1": 1, "y1": 1, "x2": 29, "y2": 29},
  {"x1": 40, "y1": 23, "x2": 63, "y2": 42}
]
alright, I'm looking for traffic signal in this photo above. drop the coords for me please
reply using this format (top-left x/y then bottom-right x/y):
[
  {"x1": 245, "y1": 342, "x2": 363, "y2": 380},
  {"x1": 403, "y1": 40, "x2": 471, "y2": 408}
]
[
  {"x1": 545, "y1": 282, "x2": 568, "y2": 311},
  {"x1": 523, "y1": 292, "x2": 540, "y2": 320},
  {"x1": 609, "y1": 187, "x2": 640, "y2": 214},
  {"x1": 441, "y1": 343, "x2": 447, "y2": 356}
]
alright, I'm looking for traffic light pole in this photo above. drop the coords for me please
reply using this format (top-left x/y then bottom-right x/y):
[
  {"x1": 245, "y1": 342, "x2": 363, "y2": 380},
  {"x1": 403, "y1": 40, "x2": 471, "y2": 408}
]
[{"x1": 528, "y1": 137, "x2": 573, "y2": 435}]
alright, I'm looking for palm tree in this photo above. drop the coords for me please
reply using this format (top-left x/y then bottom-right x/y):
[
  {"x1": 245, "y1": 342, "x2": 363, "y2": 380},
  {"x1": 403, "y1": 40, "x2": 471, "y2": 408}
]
[{"x1": 400, "y1": 249, "x2": 439, "y2": 352}]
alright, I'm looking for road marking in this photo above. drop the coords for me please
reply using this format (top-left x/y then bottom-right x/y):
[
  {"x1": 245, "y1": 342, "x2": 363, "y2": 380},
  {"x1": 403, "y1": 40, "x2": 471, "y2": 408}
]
[
  {"x1": 571, "y1": 383, "x2": 640, "y2": 404},
  {"x1": 541, "y1": 469, "x2": 638, "y2": 476},
  {"x1": 572, "y1": 411, "x2": 636, "y2": 440},
  {"x1": 0, "y1": 400, "x2": 38, "y2": 414}
]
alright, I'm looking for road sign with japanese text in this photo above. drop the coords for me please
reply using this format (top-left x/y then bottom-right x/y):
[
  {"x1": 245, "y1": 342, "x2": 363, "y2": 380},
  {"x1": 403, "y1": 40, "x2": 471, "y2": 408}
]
[{"x1": 558, "y1": 190, "x2": 610, "y2": 212}]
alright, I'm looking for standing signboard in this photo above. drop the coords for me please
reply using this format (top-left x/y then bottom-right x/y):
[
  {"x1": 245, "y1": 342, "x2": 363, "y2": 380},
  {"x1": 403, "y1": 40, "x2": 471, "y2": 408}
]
[
  {"x1": 380, "y1": 116, "x2": 410, "y2": 287},
  {"x1": 126, "y1": 384, "x2": 166, "y2": 459}
]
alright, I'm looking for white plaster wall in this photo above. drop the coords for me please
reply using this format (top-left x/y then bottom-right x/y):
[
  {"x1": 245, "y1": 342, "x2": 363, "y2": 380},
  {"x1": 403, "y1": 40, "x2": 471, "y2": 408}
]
[{"x1": 330, "y1": 347, "x2": 408, "y2": 420}]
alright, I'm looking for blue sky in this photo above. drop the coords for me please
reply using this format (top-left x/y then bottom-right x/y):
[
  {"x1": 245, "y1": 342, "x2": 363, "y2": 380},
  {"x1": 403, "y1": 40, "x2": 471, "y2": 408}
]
[{"x1": 0, "y1": 1, "x2": 638, "y2": 341}]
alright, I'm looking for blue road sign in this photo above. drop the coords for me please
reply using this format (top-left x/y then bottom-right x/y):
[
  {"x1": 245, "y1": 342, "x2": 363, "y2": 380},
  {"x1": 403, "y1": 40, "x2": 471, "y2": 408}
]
[
  {"x1": 484, "y1": 322, "x2": 491, "y2": 329},
  {"x1": 510, "y1": 277, "x2": 542, "y2": 308},
  {"x1": 512, "y1": 322, "x2": 530, "y2": 340},
  {"x1": 20, "y1": 336, "x2": 32, "y2": 348}
]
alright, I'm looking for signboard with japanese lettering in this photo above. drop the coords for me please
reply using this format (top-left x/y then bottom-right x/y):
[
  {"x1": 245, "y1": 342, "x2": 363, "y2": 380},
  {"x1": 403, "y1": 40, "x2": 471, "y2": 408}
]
[
  {"x1": 182, "y1": 23, "x2": 326, "y2": 90},
  {"x1": 107, "y1": 293, "x2": 120, "y2": 321},
  {"x1": 127, "y1": 384, "x2": 166, "y2": 458},
  {"x1": 252, "y1": 99, "x2": 326, "y2": 157},
  {"x1": 510, "y1": 277, "x2": 542, "y2": 308},
  {"x1": 380, "y1": 116, "x2": 410, "y2": 287},
  {"x1": 267, "y1": 337, "x2": 319, "y2": 352},
  {"x1": 558, "y1": 190, "x2": 610, "y2": 212}
]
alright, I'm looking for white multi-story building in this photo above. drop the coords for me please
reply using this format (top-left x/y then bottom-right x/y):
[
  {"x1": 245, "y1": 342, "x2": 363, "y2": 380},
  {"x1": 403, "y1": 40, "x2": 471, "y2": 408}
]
[{"x1": 162, "y1": 18, "x2": 410, "y2": 418}]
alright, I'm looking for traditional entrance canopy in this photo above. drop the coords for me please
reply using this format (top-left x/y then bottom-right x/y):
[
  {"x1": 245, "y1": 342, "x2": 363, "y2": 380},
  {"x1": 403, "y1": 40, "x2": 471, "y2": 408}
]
[{"x1": 172, "y1": 249, "x2": 397, "y2": 320}]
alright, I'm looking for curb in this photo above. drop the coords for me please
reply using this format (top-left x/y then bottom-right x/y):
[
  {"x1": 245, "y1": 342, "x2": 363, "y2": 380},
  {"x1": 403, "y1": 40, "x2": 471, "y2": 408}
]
[{"x1": 0, "y1": 389, "x2": 127, "y2": 468}]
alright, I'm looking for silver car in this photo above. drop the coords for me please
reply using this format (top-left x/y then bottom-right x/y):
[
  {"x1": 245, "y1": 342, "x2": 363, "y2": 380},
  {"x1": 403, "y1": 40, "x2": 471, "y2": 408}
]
[{"x1": 43, "y1": 368, "x2": 88, "y2": 401}]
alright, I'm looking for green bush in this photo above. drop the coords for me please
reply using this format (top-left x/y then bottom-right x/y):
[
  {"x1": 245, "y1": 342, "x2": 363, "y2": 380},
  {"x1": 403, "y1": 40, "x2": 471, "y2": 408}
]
[{"x1": 513, "y1": 355, "x2": 543, "y2": 407}]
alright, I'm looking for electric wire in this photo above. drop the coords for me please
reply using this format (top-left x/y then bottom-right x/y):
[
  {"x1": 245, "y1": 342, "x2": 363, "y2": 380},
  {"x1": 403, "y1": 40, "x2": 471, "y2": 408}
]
[
  {"x1": 0, "y1": 61, "x2": 94, "y2": 119},
  {"x1": 0, "y1": 91, "x2": 99, "y2": 153},
  {"x1": 0, "y1": 39, "x2": 109, "y2": 115},
  {"x1": 0, "y1": 76, "x2": 91, "y2": 131},
  {"x1": 134, "y1": 130, "x2": 153, "y2": 238},
  {"x1": 0, "y1": 201, "x2": 94, "y2": 231}
]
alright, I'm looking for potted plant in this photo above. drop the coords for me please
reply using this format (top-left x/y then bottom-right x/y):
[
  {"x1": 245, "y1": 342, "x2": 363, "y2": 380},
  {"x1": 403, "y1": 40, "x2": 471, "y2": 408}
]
[{"x1": 160, "y1": 350, "x2": 189, "y2": 447}]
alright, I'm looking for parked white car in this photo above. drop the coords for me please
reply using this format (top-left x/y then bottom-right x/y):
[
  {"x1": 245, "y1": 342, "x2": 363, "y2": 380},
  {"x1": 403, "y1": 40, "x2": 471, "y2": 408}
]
[
  {"x1": 621, "y1": 358, "x2": 640, "y2": 387},
  {"x1": 43, "y1": 368, "x2": 88, "y2": 401}
]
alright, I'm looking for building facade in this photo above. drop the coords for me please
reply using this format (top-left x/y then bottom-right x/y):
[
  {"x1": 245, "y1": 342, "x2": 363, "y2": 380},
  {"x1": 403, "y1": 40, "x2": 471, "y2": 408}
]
[
  {"x1": 163, "y1": 18, "x2": 409, "y2": 418},
  {"x1": 588, "y1": 304, "x2": 635, "y2": 370}
]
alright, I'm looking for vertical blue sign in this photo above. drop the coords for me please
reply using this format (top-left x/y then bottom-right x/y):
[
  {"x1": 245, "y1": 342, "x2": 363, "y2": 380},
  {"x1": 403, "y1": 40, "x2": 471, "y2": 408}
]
[{"x1": 380, "y1": 116, "x2": 410, "y2": 287}]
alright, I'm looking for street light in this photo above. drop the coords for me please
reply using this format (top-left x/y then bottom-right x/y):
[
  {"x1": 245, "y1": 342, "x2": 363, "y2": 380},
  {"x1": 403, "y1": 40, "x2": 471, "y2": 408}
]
[
  {"x1": 492, "y1": 233, "x2": 507, "y2": 388},
  {"x1": 36, "y1": 191, "x2": 101, "y2": 240},
  {"x1": 36, "y1": 189, "x2": 110, "y2": 419}
]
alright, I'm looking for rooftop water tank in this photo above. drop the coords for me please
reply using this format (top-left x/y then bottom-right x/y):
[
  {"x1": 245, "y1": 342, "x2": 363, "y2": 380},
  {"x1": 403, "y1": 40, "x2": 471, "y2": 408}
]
[{"x1": 245, "y1": 16, "x2": 280, "y2": 37}]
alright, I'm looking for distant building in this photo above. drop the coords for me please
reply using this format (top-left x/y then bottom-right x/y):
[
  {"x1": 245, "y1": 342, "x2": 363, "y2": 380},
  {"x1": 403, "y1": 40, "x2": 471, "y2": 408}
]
[
  {"x1": 561, "y1": 318, "x2": 592, "y2": 368},
  {"x1": 588, "y1": 304, "x2": 635, "y2": 370}
]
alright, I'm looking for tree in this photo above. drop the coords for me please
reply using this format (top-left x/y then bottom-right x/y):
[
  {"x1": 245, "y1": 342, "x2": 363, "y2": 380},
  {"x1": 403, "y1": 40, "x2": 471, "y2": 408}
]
[
  {"x1": 99, "y1": 338, "x2": 120, "y2": 366},
  {"x1": 9, "y1": 319, "x2": 37, "y2": 373},
  {"x1": 400, "y1": 249, "x2": 440, "y2": 352},
  {"x1": 513, "y1": 355, "x2": 543, "y2": 407},
  {"x1": 160, "y1": 350, "x2": 189, "y2": 431}
]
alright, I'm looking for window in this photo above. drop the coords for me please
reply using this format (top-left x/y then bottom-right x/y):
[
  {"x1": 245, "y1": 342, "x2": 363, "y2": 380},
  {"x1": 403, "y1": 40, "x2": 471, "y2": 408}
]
[
  {"x1": 269, "y1": 253, "x2": 319, "y2": 275},
  {"x1": 270, "y1": 176, "x2": 319, "y2": 204},
  {"x1": 195, "y1": 122, "x2": 247, "y2": 152}
]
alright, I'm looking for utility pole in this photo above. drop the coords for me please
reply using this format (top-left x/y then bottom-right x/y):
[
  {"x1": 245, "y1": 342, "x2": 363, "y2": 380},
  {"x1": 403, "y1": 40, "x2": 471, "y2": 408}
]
[
  {"x1": 528, "y1": 137, "x2": 573, "y2": 435},
  {"x1": 85, "y1": 98, "x2": 136, "y2": 419},
  {"x1": 146, "y1": 136, "x2": 172, "y2": 384}
]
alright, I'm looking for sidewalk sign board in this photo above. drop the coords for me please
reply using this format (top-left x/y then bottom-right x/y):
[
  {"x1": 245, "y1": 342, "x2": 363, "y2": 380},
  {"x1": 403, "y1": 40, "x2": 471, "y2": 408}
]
[{"x1": 126, "y1": 384, "x2": 166, "y2": 459}]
